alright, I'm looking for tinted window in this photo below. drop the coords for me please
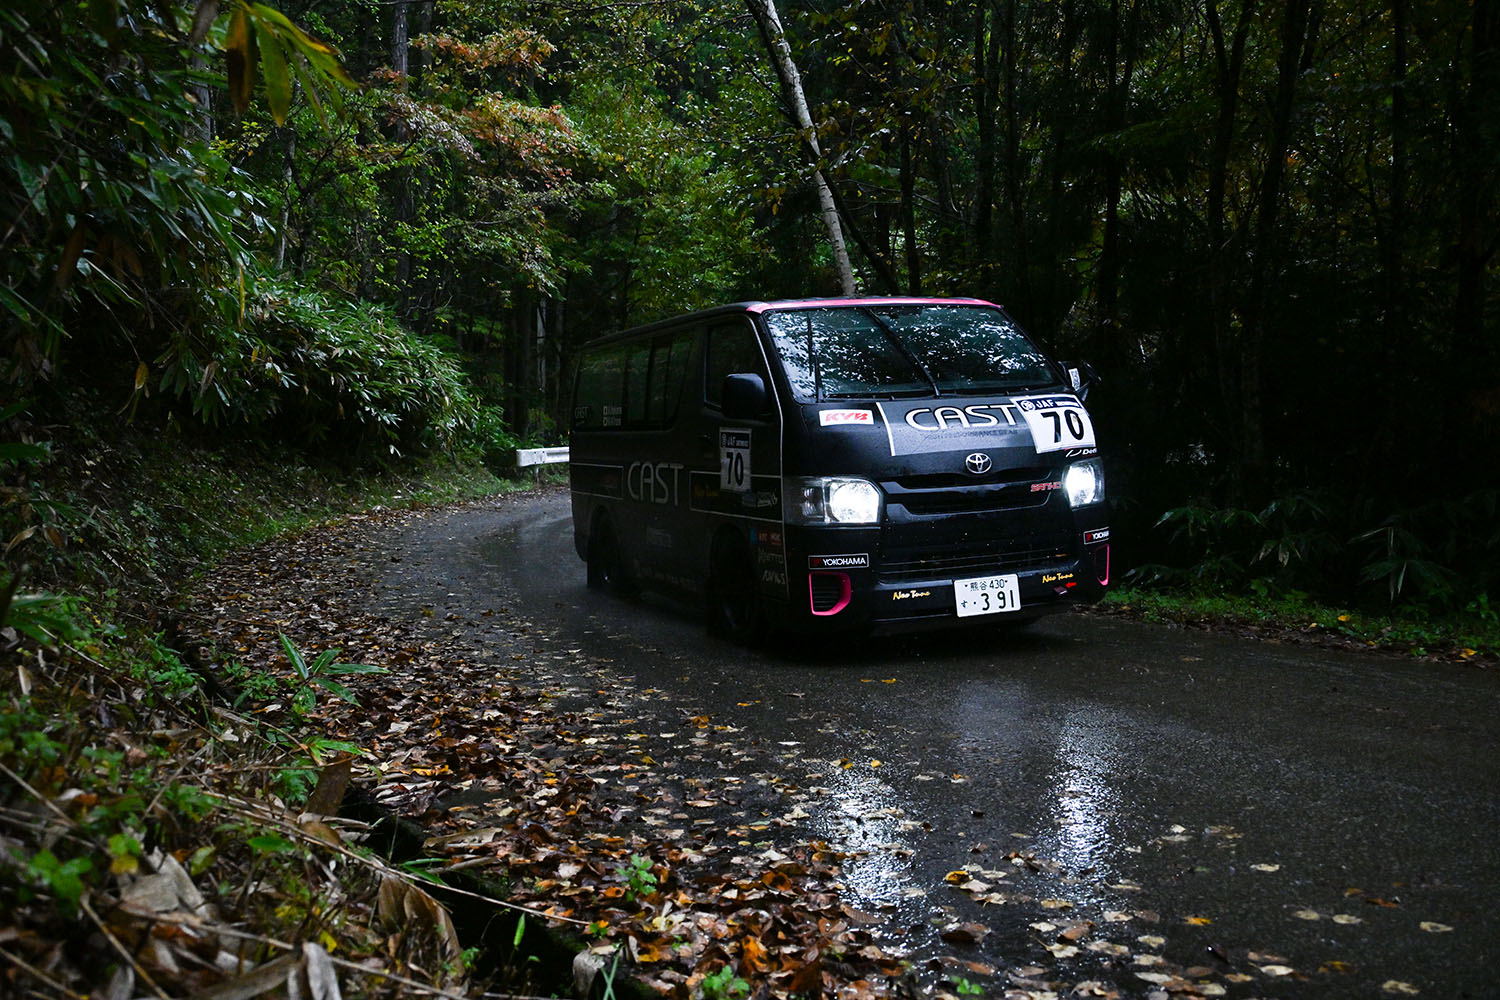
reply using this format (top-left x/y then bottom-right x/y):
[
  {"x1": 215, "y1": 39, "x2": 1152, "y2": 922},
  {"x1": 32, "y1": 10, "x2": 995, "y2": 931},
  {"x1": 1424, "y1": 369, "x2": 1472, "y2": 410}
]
[
  {"x1": 573, "y1": 343, "x2": 627, "y2": 428},
  {"x1": 764, "y1": 304, "x2": 1057, "y2": 402},
  {"x1": 705, "y1": 321, "x2": 769, "y2": 408},
  {"x1": 573, "y1": 329, "x2": 695, "y2": 429}
]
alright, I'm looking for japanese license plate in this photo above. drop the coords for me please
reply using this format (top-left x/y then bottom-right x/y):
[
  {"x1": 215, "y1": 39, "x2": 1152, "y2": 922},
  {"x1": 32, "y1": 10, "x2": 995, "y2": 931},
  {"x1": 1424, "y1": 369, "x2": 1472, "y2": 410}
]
[{"x1": 953, "y1": 574, "x2": 1021, "y2": 618}]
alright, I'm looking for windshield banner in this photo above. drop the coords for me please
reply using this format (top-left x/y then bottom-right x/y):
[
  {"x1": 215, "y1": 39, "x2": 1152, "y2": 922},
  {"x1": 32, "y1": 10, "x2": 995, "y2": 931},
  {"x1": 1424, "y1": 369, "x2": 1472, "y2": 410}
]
[{"x1": 875, "y1": 394, "x2": 1094, "y2": 457}]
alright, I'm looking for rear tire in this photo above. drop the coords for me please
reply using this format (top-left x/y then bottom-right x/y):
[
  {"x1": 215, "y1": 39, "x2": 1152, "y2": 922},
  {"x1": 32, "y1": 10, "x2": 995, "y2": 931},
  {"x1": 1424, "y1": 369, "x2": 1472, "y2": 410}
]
[
  {"x1": 586, "y1": 516, "x2": 627, "y2": 592},
  {"x1": 706, "y1": 537, "x2": 761, "y2": 645}
]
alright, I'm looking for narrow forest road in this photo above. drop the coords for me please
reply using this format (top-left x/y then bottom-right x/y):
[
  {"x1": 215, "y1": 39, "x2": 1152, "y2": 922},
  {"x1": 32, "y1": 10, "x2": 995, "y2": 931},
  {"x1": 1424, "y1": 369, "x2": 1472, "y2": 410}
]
[{"x1": 191, "y1": 487, "x2": 1500, "y2": 1000}]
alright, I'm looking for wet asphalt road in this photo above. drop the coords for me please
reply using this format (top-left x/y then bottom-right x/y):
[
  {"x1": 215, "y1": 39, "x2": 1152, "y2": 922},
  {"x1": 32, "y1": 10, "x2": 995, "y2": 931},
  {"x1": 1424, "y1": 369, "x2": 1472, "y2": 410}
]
[{"x1": 367, "y1": 490, "x2": 1500, "y2": 998}]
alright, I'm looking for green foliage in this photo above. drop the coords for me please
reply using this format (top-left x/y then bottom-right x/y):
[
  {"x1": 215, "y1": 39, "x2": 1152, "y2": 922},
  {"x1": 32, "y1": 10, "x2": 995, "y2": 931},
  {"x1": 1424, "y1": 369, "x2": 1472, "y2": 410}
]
[
  {"x1": 197, "y1": 279, "x2": 486, "y2": 456},
  {"x1": 277, "y1": 631, "x2": 387, "y2": 717},
  {"x1": 620, "y1": 852, "x2": 657, "y2": 901},
  {"x1": 1132, "y1": 489, "x2": 1500, "y2": 614},
  {"x1": 1103, "y1": 585, "x2": 1500, "y2": 662},
  {"x1": 16, "y1": 850, "x2": 94, "y2": 917},
  {"x1": 700, "y1": 964, "x2": 750, "y2": 1000}
]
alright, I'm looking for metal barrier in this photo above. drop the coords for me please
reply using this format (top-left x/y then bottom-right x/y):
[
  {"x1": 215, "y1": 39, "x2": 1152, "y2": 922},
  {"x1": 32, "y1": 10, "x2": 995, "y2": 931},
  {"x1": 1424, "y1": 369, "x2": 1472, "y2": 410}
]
[{"x1": 515, "y1": 446, "x2": 570, "y2": 468}]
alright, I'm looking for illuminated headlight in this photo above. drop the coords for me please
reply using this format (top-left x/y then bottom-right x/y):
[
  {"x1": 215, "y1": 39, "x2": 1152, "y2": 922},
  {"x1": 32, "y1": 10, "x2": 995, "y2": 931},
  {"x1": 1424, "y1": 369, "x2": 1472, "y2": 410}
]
[
  {"x1": 785, "y1": 477, "x2": 882, "y2": 525},
  {"x1": 1064, "y1": 459, "x2": 1105, "y2": 508}
]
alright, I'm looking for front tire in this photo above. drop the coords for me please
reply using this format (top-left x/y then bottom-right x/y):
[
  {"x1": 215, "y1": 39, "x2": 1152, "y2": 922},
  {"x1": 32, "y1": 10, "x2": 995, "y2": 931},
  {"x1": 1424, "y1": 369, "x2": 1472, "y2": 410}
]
[
  {"x1": 586, "y1": 516, "x2": 627, "y2": 592},
  {"x1": 707, "y1": 537, "x2": 761, "y2": 644}
]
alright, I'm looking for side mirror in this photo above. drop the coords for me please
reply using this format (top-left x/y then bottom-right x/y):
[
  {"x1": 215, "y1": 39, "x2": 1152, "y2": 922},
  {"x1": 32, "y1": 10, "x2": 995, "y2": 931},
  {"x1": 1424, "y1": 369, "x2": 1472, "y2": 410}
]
[
  {"x1": 721, "y1": 373, "x2": 768, "y2": 419},
  {"x1": 1062, "y1": 362, "x2": 1099, "y2": 401}
]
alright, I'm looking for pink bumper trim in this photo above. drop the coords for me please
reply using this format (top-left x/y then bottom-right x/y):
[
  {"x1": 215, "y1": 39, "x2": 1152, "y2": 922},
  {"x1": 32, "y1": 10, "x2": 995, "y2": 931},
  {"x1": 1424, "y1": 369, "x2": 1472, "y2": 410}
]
[{"x1": 809, "y1": 571, "x2": 853, "y2": 616}]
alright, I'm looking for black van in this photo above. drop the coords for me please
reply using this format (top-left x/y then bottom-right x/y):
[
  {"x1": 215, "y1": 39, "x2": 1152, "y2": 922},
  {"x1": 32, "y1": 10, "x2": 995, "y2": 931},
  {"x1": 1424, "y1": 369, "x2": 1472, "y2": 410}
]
[{"x1": 568, "y1": 297, "x2": 1110, "y2": 639}]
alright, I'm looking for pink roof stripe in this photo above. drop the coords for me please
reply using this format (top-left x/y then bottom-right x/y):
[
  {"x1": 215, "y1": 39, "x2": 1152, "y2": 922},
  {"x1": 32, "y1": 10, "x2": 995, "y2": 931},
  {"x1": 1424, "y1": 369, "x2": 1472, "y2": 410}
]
[{"x1": 744, "y1": 297, "x2": 995, "y2": 314}]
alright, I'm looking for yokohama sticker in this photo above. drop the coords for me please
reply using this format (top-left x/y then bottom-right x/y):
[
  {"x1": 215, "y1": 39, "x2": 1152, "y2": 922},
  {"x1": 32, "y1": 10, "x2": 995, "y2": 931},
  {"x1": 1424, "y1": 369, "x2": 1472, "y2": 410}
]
[
  {"x1": 809, "y1": 553, "x2": 870, "y2": 569},
  {"x1": 819, "y1": 409, "x2": 874, "y2": 426},
  {"x1": 1084, "y1": 528, "x2": 1111, "y2": 544}
]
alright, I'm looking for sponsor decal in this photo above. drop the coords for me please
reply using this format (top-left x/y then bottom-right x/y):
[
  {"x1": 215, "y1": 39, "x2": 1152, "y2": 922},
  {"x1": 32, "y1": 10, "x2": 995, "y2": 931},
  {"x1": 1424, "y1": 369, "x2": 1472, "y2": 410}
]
[
  {"x1": 892, "y1": 589, "x2": 932, "y2": 601},
  {"x1": 902, "y1": 402, "x2": 1021, "y2": 431},
  {"x1": 761, "y1": 569, "x2": 788, "y2": 585},
  {"x1": 1084, "y1": 527, "x2": 1111, "y2": 544},
  {"x1": 1031, "y1": 480, "x2": 1063, "y2": 492},
  {"x1": 1065, "y1": 447, "x2": 1099, "y2": 459},
  {"x1": 1043, "y1": 571, "x2": 1076, "y2": 584},
  {"x1": 809, "y1": 553, "x2": 870, "y2": 570},
  {"x1": 627, "y1": 461, "x2": 685, "y2": 505},
  {"x1": 740, "y1": 490, "x2": 780, "y2": 509},
  {"x1": 603, "y1": 404, "x2": 622, "y2": 428},
  {"x1": 752, "y1": 528, "x2": 784, "y2": 550},
  {"x1": 688, "y1": 471, "x2": 783, "y2": 521},
  {"x1": 876, "y1": 400, "x2": 1032, "y2": 457},
  {"x1": 819, "y1": 409, "x2": 874, "y2": 426}
]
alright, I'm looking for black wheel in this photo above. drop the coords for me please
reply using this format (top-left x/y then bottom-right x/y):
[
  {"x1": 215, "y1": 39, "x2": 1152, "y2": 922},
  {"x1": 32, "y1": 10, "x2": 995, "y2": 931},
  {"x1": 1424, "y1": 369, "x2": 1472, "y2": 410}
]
[
  {"x1": 706, "y1": 537, "x2": 761, "y2": 644},
  {"x1": 586, "y1": 516, "x2": 627, "y2": 591}
]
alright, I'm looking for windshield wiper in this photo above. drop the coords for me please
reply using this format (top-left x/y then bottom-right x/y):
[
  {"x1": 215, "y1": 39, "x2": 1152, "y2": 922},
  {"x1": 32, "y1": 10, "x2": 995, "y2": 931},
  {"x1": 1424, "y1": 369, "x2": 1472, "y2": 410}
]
[
  {"x1": 859, "y1": 308, "x2": 940, "y2": 396},
  {"x1": 806, "y1": 314, "x2": 823, "y2": 403}
]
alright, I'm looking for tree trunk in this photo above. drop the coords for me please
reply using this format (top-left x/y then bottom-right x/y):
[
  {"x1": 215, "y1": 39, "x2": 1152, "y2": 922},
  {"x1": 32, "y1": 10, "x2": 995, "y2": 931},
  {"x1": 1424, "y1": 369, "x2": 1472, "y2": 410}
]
[
  {"x1": 900, "y1": 121, "x2": 921, "y2": 294},
  {"x1": 1377, "y1": 0, "x2": 1407, "y2": 465},
  {"x1": 745, "y1": 0, "x2": 857, "y2": 295},
  {"x1": 391, "y1": 0, "x2": 409, "y2": 77},
  {"x1": 1237, "y1": 0, "x2": 1312, "y2": 499},
  {"x1": 1000, "y1": 0, "x2": 1034, "y2": 321},
  {"x1": 1453, "y1": 0, "x2": 1497, "y2": 385},
  {"x1": 1204, "y1": 0, "x2": 1255, "y2": 497},
  {"x1": 273, "y1": 127, "x2": 296, "y2": 270},
  {"x1": 974, "y1": 0, "x2": 1001, "y2": 258}
]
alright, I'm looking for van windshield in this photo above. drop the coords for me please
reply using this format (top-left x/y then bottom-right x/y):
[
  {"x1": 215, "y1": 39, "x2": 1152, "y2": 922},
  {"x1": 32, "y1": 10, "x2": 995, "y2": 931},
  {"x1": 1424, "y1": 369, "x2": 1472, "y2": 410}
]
[{"x1": 763, "y1": 304, "x2": 1059, "y2": 402}]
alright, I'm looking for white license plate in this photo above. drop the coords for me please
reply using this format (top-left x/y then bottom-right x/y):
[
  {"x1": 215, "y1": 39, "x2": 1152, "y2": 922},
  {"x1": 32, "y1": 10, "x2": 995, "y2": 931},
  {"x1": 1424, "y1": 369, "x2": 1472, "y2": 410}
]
[{"x1": 953, "y1": 574, "x2": 1022, "y2": 618}]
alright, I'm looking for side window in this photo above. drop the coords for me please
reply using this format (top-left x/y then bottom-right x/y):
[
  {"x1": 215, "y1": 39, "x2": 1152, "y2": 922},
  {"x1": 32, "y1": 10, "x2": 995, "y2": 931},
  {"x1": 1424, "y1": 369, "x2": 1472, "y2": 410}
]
[
  {"x1": 705, "y1": 321, "x2": 769, "y2": 409},
  {"x1": 573, "y1": 343, "x2": 626, "y2": 429},
  {"x1": 653, "y1": 329, "x2": 693, "y2": 424},
  {"x1": 624, "y1": 341, "x2": 653, "y2": 425}
]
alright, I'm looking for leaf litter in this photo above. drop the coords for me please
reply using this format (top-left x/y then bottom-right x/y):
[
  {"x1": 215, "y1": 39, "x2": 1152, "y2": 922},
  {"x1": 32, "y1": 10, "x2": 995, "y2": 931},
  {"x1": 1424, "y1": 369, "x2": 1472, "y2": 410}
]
[{"x1": 135, "y1": 491, "x2": 1446, "y2": 999}]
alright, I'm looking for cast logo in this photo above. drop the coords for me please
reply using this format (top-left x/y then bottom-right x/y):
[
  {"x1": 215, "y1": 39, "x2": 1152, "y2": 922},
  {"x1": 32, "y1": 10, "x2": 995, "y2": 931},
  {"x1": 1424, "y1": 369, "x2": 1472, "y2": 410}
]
[
  {"x1": 903, "y1": 403, "x2": 1021, "y2": 431},
  {"x1": 1084, "y1": 528, "x2": 1111, "y2": 544},
  {"x1": 809, "y1": 553, "x2": 870, "y2": 569},
  {"x1": 819, "y1": 409, "x2": 874, "y2": 426},
  {"x1": 627, "y1": 461, "x2": 685, "y2": 505}
]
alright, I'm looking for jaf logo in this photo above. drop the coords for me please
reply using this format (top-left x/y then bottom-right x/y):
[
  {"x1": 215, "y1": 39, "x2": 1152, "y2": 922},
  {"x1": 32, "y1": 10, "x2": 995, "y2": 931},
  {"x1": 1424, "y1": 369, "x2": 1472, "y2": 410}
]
[{"x1": 965, "y1": 452, "x2": 992, "y2": 475}]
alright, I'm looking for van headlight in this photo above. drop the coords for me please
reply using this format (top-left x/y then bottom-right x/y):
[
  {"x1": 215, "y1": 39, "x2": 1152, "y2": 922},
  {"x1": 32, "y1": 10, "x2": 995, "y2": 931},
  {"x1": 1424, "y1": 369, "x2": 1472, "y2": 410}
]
[
  {"x1": 1064, "y1": 459, "x2": 1105, "y2": 508},
  {"x1": 786, "y1": 477, "x2": 882, "y2": 525}
]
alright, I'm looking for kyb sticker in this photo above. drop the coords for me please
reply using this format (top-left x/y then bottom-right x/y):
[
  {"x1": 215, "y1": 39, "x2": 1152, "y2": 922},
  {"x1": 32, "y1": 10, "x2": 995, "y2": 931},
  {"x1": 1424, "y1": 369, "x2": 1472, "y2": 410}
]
[{"x1": 819, "y1": 409, "x2": 874, "y2": 427}]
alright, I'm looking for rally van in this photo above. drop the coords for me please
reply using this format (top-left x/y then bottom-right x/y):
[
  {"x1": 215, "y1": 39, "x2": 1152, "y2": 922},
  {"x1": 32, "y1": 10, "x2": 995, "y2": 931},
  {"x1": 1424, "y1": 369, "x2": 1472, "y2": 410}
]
[{"x1": 568, "y1": 297, "x2": 1110, "y2": 640}]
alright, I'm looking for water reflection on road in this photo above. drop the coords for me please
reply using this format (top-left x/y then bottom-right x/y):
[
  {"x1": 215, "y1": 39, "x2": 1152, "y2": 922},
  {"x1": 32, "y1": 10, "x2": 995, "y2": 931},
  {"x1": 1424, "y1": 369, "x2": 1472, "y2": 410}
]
[
  {"x1": 808, "y1": 762, "x2": 921, "y2": 910},
  {"x1": 1039, "y1": 710, "x2": 1127, "y2": 894}
]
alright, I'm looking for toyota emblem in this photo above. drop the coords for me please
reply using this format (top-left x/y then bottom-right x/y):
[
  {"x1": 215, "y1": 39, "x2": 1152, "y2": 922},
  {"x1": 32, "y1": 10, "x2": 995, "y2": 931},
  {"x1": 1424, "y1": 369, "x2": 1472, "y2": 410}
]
[{"x1": 965, "y1": 452, "x2": 992, "y2": 475}]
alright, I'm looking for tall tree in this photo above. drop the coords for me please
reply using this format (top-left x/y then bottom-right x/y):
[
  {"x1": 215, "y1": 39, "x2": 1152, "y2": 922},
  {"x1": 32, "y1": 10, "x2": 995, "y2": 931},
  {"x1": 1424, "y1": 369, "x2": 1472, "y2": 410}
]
[{"x1": 745, "y1": 0, "x2": 857, "y2": 295}]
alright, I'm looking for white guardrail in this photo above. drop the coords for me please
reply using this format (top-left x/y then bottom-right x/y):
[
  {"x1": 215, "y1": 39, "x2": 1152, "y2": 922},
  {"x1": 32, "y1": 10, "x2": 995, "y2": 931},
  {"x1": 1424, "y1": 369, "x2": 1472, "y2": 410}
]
[{"x1": 515, "y1": 446, "x2": 570, "y2": 468}]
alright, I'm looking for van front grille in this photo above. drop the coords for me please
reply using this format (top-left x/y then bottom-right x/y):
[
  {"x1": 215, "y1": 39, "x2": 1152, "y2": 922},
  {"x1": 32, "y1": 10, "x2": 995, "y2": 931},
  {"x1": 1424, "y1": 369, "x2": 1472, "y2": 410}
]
[
  {"x1": 878, "y1": 531, "x2": 1072, "y2": 583},
  {"x1": 882, "y1": 468, "x2": 1059, "y2": 516}
]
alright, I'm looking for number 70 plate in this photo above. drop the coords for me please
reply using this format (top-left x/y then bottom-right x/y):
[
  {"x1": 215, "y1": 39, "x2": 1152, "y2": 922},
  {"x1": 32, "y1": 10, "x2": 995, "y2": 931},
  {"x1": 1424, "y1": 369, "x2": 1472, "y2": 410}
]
[{"x1": 953, "y1": 574, "x2": 1022, "y2": 617}]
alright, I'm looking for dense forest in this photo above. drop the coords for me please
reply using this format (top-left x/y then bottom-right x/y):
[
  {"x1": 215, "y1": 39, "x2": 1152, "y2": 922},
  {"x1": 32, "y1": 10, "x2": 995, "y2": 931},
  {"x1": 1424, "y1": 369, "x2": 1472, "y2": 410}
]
[{"x1": 2, "y1": 0, "x2": 1497, "y2": 612}]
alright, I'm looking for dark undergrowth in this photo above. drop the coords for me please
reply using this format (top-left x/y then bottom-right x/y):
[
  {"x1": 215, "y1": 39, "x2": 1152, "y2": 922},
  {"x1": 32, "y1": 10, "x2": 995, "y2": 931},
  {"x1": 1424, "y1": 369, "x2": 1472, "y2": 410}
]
[{"x1": 1, "y1": 403, "x2": 576, "y2": 999}]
